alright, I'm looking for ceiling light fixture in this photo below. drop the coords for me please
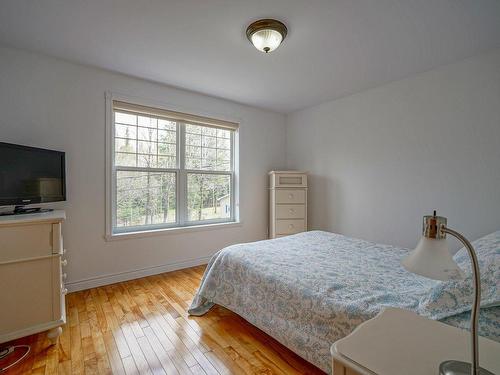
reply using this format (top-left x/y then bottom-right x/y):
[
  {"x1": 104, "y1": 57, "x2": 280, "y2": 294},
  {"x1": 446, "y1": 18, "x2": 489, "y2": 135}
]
[{"x1": 246, "y1": 19, "x2": 287, "y2": 53}]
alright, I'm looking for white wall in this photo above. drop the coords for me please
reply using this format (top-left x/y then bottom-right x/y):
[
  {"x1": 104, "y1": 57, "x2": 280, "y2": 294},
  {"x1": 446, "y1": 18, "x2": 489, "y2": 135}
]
[
  {"x1": 286, "y1": 49, "x2": 500, "y2": 250},
  {"x1": 0, "y1": 46, "x2": 286, "y2": 290},
  {"x1": 2, "y1": 45, "x2": 499, "y2": 290}
]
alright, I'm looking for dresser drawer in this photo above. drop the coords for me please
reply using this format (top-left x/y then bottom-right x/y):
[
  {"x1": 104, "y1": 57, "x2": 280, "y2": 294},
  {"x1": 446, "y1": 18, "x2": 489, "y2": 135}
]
[
  {"x1": 275, "y1": 219, "x2": 306, "y2": 235},
  {"x1": 276, "y1": 204, "x2": 306, "y2": 219},
  {"x1": 0, "y1": 223, "x2": 57, "y2": 263},
  {"x1": 271, "y1": 173, "x2": 307, "y2": 188},
  {"x1": 275, "y1": 189, "x2": 306, "y2": 204}
]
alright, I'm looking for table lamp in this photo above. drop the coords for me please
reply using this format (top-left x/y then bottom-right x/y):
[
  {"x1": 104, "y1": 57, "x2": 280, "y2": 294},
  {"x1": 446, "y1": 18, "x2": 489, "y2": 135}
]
[{"x1": 402, "y1": 211, "x2": 494, "y2": 375}]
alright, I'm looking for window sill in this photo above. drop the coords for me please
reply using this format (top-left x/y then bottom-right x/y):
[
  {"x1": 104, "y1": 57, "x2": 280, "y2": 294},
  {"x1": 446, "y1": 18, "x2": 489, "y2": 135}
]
[{"x1": 104, "y1": 221, "x2": 243, "y2": 241}]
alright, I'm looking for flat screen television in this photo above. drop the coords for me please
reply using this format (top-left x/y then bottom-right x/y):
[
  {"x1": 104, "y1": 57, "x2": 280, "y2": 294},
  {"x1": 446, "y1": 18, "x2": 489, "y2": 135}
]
[{"x1": 0, "y1": 142, "x2": 66, "y2": 213}]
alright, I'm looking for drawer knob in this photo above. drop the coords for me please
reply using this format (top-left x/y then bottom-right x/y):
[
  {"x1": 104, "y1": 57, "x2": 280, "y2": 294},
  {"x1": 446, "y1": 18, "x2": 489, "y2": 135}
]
[
  {"x1": 289, "y1": 208, "x2": 295, "y2": 214},
  {"x1": 288, "y1": 224, "x2": 294, "y2": 229},
  {"x1": 62, "y1": 288, "x2": 68, "y2": 295},
  {"x1": 288, "y1": 193, "x2": 294, "y2": 199},
  {"x1": 61, "y1": 259, "x2": 68, "y2": 267},
  {"x1": 62, "y1": 273, "x2": 67, "y2": 280}
]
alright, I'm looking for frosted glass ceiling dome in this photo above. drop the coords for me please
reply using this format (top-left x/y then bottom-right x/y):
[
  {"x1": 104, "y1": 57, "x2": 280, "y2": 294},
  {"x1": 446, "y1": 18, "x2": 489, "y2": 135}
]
[{"x1": 246, "y1": 19, "x2": 288, "y2": 53}]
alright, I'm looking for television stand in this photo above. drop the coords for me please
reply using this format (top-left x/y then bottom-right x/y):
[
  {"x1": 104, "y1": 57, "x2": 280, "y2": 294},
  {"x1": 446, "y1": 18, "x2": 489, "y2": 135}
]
[
  {"x1": 0, "y1": 206, "x2": 54, "y2": 216},
  {"x1": 0, "y1": 210, "x2": 67, "y2": 348}
]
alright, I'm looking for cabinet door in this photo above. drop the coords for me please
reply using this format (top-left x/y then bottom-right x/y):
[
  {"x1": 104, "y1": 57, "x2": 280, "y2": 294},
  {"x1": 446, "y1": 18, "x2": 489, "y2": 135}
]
[{"x1": 0, "y1": 258, "x2": 53, "y2": 335}]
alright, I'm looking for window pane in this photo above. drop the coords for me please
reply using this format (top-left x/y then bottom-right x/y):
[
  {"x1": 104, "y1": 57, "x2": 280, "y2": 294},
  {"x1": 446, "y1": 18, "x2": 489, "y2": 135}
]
[
  {"x1": 115, "y1": 152, "x2": 136, "y2": 167},
  {"x1": 185, "y1": 123, "x2": 233, "y2": 172},
  {"x1": 186, "y1": 124, "x2": 201, "y2": 134},
  {"x1": 158, "y1": 155, "x2": 176, "y2": 169},
  {"x1": 186, "y1": 132, "x2": 201, "y2": 146},
  {"x1": 187, "y1": 173, "x2": 231, "y2": 222},
  {"x1": 186, "y1": 145, "x2": 201, "y2": 169},
  {"x1": 201, "y1": 148, "x2": 216, "y2": 170},
  {"x1": 216, "y1": 147, "x2": 231, "y2": 171},
  {"x1": 138, "y1": 127, "x2": 157, "y2": 141},
  {"x1": 138, "y1": 154, "x2": 157, "y2": 168},
  {"x1": 138, "y1": 116, "x2": 157, "y2": 128},
  {"x1": 138, "y1": 140, "x2": 157, "y2": 154},
  {"x1": 115, "y1": 138, "x2": 136, "y2": 153},
  {"x1": 115, "y1": 124, "x2": 137, "y2": 140},
  {"x1": 115, "y1": 112, "x2": 136, "y2": 125},
  {"x1": 158, "y1": 129, "x2": 176, "y2": 143},
  {"x1": 217, "y1": 161, "x2": 230, "y2": 171},
  {"x1": 217, "y1": 137, "x2": 230, "y2": 149},
  {"x1": 116, "y1": 171, "x2": 176, "y2": 228},
  {"x1": 202, "y1": 127, "x2": 217, "y2": 137},
  {"x1": 158, "y1": 119, "x2": 176, "y2": 131},
  {"x1": 202, "y1": 135, "x2": 216, "y2": 148},
  {"x1": 217, "y1": 129, "x2": 230, "y2": 139},
  {"x1": 186, "y1": 158, "x2": 201, "y2": 169},
  {"x1": 113, "y1": 110, "x2": 178, "y2": 169},
  {"x1": 216, "y1": 148, "x2": 230, "y2": 161},
  {"x1": 158, "y1": 143, "x2": 176, "y2": 156}
]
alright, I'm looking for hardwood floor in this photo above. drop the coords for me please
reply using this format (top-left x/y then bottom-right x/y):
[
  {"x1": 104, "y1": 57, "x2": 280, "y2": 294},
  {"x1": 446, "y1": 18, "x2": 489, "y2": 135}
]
[{"x1": 1, "y1": 265, "x2": 325, "y2": 375}]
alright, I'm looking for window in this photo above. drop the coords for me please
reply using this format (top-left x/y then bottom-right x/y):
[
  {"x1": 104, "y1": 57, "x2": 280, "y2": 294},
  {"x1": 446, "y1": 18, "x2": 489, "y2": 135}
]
[{"x1": 108, "y1": 98, "x2": 238, "y2": 235}]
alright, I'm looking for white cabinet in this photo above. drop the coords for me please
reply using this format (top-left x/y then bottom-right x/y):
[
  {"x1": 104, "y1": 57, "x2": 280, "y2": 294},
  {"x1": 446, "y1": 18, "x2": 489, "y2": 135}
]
[
  {"x1": 0, "y1": 211, "x2": 67, "y2": 344},
  {"x1": 331, "y1": 307, "x2": 500, "y2": 375},
  {"x1": 269, "y1": 171, "x2": 308, "y2": 238}
]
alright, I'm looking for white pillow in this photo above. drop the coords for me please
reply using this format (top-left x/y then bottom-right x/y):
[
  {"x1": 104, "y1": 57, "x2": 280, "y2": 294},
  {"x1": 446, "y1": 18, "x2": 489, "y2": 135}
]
[{"x1": 417, "y1": 230, "x2": 500, "y2": 320}]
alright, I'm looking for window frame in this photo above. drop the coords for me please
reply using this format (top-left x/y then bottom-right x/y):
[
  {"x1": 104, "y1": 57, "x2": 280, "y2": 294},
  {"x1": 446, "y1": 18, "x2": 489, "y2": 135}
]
[{"x1": 105, "y1": 92, "x2": 239, "y2": 239}]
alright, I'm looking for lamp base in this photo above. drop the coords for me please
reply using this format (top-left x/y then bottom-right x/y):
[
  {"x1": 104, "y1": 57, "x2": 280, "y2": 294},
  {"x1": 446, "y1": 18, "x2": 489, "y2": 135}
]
[{"x1": 439, "y1": 360, "x2": 496, "y2": 375}]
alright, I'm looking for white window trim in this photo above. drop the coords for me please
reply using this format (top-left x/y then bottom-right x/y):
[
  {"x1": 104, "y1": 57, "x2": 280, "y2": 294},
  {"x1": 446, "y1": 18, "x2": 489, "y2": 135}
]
[{"x1": 105, "y1": 91, "x2": 240, "y2": 240}]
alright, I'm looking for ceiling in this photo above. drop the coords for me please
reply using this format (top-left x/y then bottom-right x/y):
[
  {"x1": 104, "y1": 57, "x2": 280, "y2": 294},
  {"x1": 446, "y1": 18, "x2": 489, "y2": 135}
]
[{"x1": 1, "y1": 0, "x2": 499, "y2": 113}]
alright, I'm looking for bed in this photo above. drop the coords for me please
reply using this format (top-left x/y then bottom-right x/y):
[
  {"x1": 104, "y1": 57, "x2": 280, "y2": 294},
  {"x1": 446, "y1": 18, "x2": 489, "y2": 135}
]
[{"x1": 189, "y1": 230, "x2": 500, "y2": 373}]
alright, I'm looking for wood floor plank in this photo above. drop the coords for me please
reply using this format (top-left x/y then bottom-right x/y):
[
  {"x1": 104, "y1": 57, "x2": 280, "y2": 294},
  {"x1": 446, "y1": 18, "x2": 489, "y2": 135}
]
[
  {"x1": 122, "y1": 356, "x2": 139, "y2": 375},
  {"x1": 103, "y1": 301, "x2": 132, "y2": 359},
  {"x1": 120, "y1": 324, "x2": 152, "y2": 375},
  {"x1": 143, "y1": 326, "x2": 180, "y2": 375},
  {"x1": 189, "y1": 364, "x2": 208, "y2": 375},
  {"x1": 69, "y1": 325, "x2": 84, "y2": 375},
  {"x1": 140, "y1": 299, "x2": 198, "y2": 369},
  {"x1": 31, "y1": 337, "x2": 49, "y2": 372},
  {"x1": 102, "y1": 331, "x2": 127, "y2": 375},
  {"x1": 2, "y1": 265, "x2": 325, "y2": 375},
  {"x1": 136, "y1": 336, "x2": 166, "y2": 375},
  {"x1": 57, "y1": 360, "x2": 71, "y2": 375}
]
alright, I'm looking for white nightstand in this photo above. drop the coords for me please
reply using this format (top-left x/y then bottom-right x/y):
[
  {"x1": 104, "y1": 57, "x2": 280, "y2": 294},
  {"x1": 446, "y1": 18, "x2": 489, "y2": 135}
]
[{"x1": 331, "y1": 307, "x2": 500, "y2": 375}]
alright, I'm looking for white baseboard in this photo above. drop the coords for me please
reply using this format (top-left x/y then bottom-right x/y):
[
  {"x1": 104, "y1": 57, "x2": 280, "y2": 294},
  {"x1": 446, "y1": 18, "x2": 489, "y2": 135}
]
[{"x1": 65, "y1": 256, "x2": 211, "y2": 292}]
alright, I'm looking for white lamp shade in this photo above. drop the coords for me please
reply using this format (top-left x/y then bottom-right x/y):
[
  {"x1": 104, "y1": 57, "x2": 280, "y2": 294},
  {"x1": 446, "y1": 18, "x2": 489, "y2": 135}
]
[
  {"x1": 250, "y1": 29, "x2": 283, "y2": 53},
  {"x1": 402, "y1": 237, "x2": 465, "y2": 281}
]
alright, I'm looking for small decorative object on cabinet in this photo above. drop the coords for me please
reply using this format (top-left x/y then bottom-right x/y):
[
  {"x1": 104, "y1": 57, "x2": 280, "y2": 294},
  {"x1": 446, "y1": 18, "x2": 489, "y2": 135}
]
[
  {"x1": 269, "y1": 171, "x2": 307, "y2": 238},
  {"x1": 331, "y1": 308, "x2": 500, "y2": 375},
  {"x1": 0, "y1": 210, "x2": 67, "y2": 348}
]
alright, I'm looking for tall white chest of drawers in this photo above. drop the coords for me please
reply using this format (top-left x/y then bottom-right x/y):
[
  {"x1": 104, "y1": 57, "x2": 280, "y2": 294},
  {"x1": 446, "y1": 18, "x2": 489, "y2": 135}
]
[
  {"x1": 269, "y1": 171, "x2": 308, "y2": 238},
  {"x1": 0, "y1": 211, "x2": 67, "y2": 344}
]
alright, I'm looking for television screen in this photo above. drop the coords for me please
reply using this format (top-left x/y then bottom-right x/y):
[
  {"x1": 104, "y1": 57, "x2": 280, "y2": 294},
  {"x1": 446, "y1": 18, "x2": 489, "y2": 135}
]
[{"x1": 0, "y1": 142, "x2": 66, "y2": 206}]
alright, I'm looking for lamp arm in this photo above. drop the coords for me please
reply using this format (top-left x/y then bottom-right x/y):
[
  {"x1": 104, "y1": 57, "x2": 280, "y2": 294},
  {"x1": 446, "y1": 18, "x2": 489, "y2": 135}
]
[{"x1": 441, "y1": 226, "x2": 481, "y2": 375}]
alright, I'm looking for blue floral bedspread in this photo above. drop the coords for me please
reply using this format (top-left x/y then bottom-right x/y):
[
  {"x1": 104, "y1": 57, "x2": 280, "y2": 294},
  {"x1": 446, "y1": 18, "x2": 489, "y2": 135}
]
[{"x1": 188, "y1": 231, "x2": 499, "y2": 373}]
